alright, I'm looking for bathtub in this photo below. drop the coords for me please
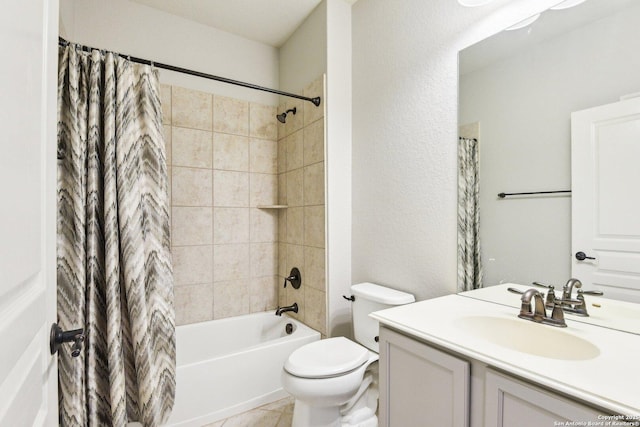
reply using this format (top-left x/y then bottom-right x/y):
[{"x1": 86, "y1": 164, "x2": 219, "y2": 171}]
[{"x1": 165, "y1": 312, "x2": 320, "y2": 427}]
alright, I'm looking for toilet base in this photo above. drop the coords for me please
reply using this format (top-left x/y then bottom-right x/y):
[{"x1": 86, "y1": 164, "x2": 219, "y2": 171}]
[{"x1": 291, "y1": 373, "x2": 378, "y2": 427}]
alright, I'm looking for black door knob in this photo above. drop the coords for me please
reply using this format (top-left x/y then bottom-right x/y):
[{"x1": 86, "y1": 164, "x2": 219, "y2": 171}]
[
  {"x1": 50, "y1": 323, "x2": 84, "y2": 358},
  {"x1": 575, "y1": 251, "x2": 596, "y2": 261}
]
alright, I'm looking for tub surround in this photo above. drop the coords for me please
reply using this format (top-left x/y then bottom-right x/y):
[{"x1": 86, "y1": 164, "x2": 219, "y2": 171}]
[
  {"x1": 277, "y1": 75, "x2": 327, "y2": 337},
  {"x1": 165, "y1": 74, "x2": 327, "y2": 339},
  {"x1": 163, "y1": 84, "x2": 281, "y2": 325},
  {"x1": 371, "y1": 294, "x2": 640, "y2": 420}
]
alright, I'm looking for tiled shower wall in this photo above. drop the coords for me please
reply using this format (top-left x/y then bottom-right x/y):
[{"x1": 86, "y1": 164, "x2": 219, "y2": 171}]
[
  {"x1": 160, "y1": 84, "x2": 280, "y2": 325},
  {"x1": 161, "y1": 75, "x2": 327, "y2": 335},
  {"x1": 277, "y1": 75, "x2": 327, "y2": 336}
]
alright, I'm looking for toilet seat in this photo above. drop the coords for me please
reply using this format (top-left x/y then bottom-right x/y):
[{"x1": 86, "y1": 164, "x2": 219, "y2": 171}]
[{"x1": 284, "y1": 337, "x2": 370, "y2": 379}]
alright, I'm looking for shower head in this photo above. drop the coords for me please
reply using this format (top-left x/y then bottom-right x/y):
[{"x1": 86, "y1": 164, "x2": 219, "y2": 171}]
[{"x1": 276, "y1": 107, "x2": 296, "y2": 124}]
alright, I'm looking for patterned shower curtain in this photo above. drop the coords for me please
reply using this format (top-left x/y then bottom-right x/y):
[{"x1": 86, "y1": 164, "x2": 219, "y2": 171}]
[
  {"x1": 57, "y1": 44, "x2": 175, "y2": 426},
  {"x1": 457, "y1": 137, "x2": 483, "y2": 292}
]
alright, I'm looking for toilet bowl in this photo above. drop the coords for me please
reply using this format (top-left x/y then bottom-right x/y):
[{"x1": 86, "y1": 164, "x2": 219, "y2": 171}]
[{"x1": 281, "y1": 283, "x2": 414, "y2": 427}]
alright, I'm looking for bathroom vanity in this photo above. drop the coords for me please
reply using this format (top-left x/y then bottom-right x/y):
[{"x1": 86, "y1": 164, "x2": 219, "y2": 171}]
[{"x1": 371, "y1": 293, "x2": 640, "y2": 427}]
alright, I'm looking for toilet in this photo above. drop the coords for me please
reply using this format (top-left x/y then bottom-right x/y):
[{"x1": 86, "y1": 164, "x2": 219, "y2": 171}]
[{"x1": 281, "y1": 283, "x2": 415, "y2": 427}]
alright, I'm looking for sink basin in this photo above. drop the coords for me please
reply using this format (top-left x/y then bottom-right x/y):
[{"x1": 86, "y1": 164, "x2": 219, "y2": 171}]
[{"x1": 454, "y1": 316, "x2": 600, "y2": 361}]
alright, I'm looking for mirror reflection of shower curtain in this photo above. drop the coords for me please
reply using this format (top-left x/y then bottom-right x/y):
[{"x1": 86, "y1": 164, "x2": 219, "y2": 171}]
[
  {"x1": 457, "y1": 136, "x2": 483, "y2": 291},
  {"x1": 57, "y1": 44, "x2": 175, "y2": 426}
]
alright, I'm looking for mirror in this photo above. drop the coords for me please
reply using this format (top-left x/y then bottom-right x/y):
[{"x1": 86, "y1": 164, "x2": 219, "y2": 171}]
[{"x1": 458, "y1": 0, "x2": 640, "y2": 291}]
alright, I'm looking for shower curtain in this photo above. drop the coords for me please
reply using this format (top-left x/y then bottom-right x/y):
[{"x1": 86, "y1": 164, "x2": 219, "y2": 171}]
[
  {"x1": 457, "y1": 136, "x2": 483, "y2": 292},
  {"x1": 57, "y1": 44, "x2": 175, "y2": 426}
]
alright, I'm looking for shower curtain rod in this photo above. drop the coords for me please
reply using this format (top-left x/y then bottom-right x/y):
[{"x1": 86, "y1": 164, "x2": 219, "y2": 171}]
[{"x1": 58, "y1": 37, "x2": 321, "y2": 107}]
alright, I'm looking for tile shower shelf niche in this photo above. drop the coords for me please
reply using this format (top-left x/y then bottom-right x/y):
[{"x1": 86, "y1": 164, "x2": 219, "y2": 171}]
[{"x1": 256, "y1": 205, "x2": 288, "y2": 209}]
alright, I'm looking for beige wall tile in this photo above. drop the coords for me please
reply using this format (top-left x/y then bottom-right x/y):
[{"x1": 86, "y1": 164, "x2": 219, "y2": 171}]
[
  {"x1": 249, "y1": 138, "x2": 277, "y2": 174},
  {"x1": 214, "y1": 95, "x2": 249, "y2": 136},
  {"x1": 213, "y1": 243, "x2": 250, "y2": 282},
  {"x1": 250, "y1": 208, "x2": 277, "y2": 243},
  {"x1": 175, "y1": 283, "x2": 213, "y2": 325},
  {"x1": 250, "y1": 242, "x2": 277, "y2": 278},
  {"x1": 304, "y1": 206, "x2": 325, "y2": 248},
  {"x1": 278, "y1": 242, "x2": 287, "y2": 277},
  {"x1": 286, "y1": 244, "x2": 305, "y2": 280},
  {"x1": 249, "y1": 173, "x2": 277, "y2": 207},
  {"x1": 284, "y1": 98, "x2": 304, "y2": 137},
  {"x1": 278, "y1": 210, "x2": 287, "y2": 243},
  {"x1": 278, "y1": 173, "x2": 287, "y2": 205},
  {"x1": 213, "y1": 133, "x2": 249, "y2": 171},
  {"x1": 172, "y1": 86, "x2": 212, "y2": 131},
  {"x1": 303, "y1": 162, "x2": 325, "y2": 206},
  {"x1": 304, "y1": 288, "x2": 326, "y2": 335},
  {"x1": 285, "y1": 207, "x2": 304, "y2": 245},
  {"x1": 303, "y1": 119, "x2": 324, "y2": 166},
  {"x1": 250, "y1": 276, "x2": 278, "y2": 313},
  {"x1": 303, "y1": 76, "x2": 325, "y2": 126},
  {"x1": 172, "y1": 245, "x2": 213, "y2": 286},
  {"x1": 287, "y1": 130, "x2": 304, "y2": 171},
  {"x1": 172, "y1": 167, "x2": 212, "y2": 206},
  {"x1": 163, "y1": 125, "x2": 172, "y2": 166},
  {"x1": 213, "y1": 170, "x2": 249, "y2": 207},
  {"x1": 304, "y1": 246, "x2": 325, "y2": 292},
  {"x1": 249, "y1": 103, "x2": 277, "y2": 140},
  {"x1": 213, "y1": 280, "x2": 250, "y2": 319},
  {"x1": 278, "y1": 137, "x2": 287, "y2": 174},
  {"x1": 287, "y1": 169, "x2": 303, "y2": 207},
  {"x1": 278, "y1": 279, "x2": 287, "y2": 310},
  {"x1": 213, "y1": 208, "x2": 250, "y2": 244},
  {"x1": 277, "y1": 101, "x2": 287, "y2": 140},
  {"x1": 172, "y1": 127, "x2": 213, "y2": 168},
  {"x1": 160, "y1": 84, "x2": 171, "y2": 125},
  {"x1": 285, "y1": 285, "x2": 304, "y2": 322},
  {"x1": 172, "y1": 207, "x2": 213, "y2": 246}
]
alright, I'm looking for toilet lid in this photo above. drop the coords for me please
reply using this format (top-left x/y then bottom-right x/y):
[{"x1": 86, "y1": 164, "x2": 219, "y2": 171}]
[{"x1": 284, "y1": 337, "x2": 371, "y2": 379}]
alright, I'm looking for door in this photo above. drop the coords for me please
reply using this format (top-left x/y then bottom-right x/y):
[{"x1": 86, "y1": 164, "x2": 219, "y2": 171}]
[
  {"x1": 485, "y1": 369, "x2": 601, "y2": 426},
  {"x1": 0, "y1": 0, "x2": 59, "y2": 425},
  {"x1": 378, "y1": 327, "x2": 469, "y2": 427},
  {"x1": 571, "y1": 96, "x2": 640, "y2": 302}
]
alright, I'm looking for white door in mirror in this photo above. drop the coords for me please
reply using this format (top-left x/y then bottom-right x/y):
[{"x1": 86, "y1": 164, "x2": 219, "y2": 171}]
[{"x1": 571, "y1": 97, "x2": 640, "y2": 302}]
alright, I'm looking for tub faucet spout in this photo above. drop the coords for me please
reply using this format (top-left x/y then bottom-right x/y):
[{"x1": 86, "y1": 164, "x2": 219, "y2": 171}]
[{"x1": 275, "y1": 303, "x2": 298, "y2": 316}]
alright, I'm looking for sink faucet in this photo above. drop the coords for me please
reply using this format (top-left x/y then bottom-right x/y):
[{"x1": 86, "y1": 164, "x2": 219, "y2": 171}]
[
  {"x1": 562, "y1": 278, "x2": 582, "y2": 300},
  {"x1": 275, "y1": 302, "x2": 298, "y2": 316},
  {"x1": 519, "y1": 288, "x2": 547, "y2": 322},
  {"x1": 508, "y1": 288, "x2": 580, "y2": 327}
]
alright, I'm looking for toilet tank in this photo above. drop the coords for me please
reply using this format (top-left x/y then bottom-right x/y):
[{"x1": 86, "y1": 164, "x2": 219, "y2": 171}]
[{"x1": 351, "y1": 283, "x2": 415, "y2": 352}]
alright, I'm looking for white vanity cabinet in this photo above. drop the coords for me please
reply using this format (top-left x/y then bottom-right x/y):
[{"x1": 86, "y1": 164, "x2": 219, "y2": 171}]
[
  {"x1": 379, "y1": 326, "x2": 605, "y2": 427},
  {"x1": 485, "y1": 369, "x2": 601, "y2": 427},
  {"x1": 378, "y1": 326, "x2": 470, "y2": 427}
]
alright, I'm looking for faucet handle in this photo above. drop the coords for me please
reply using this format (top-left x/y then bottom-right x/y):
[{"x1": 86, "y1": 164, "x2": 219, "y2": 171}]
[
  {"x1": 532, "y1": 281, "x2": 554, "y2": 289},
  {"x1": 579, "y1": 289, "x2": 604, "y2": 296}
]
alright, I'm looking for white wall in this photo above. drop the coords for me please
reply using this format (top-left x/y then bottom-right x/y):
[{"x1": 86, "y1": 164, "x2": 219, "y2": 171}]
[
  {"x1": 325, "y1": 0, "x2": 352, "y2": 337},
  {"x1": 460, "y1": 4, "x2": 640, "y2": 288},
  {"x1": 59, "y1": 0, "x2": 279, "y2": 105},
  {"x1": 279, "y1": 2, "x2": 327, "y2": 94},
  {"x1": 351, "y1": 0, "x2": 561, "y2": 302}
]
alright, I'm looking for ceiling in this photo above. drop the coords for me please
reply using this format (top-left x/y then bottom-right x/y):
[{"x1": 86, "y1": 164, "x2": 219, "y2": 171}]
[{"x1": 131, "y1": 0, "x2": 356, "y2": 48}]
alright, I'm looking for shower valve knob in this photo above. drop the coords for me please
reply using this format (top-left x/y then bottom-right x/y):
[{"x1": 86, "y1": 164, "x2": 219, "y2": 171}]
[
  {"x1": 283, "y1": 267, "x2": 301, "y2": 289},
  {"x1": 50, "y1": 323, "x2": 84, "y2": 358}
]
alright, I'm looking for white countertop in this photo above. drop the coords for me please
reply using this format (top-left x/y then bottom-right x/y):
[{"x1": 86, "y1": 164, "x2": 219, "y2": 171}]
[{"x1": 371, "y1": 294, "x2": 640, "y2": 416}]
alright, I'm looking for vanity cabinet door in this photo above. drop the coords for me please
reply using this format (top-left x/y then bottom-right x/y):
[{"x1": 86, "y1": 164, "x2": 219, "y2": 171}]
[
  {"x1": 485, "y1": 369, "x2": 602, "y2": 427},
  {"x1": 379, "y1": 327, "x2": 470, "y2": 427}
]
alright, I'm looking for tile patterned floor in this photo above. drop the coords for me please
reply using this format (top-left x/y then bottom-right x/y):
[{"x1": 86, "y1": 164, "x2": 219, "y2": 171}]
[{"x1": 202, "y1": 397, "x2": 294, "y2": 427}]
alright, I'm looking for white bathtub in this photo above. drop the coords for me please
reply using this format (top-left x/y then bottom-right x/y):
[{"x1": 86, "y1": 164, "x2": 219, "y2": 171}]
[{"x1": 165, "y1": 312, "x2": 320, "y2": 427}]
